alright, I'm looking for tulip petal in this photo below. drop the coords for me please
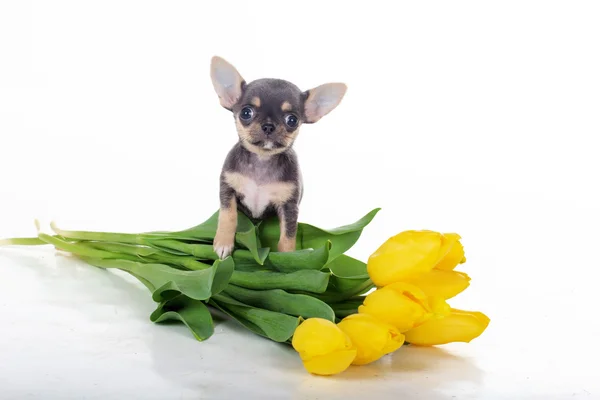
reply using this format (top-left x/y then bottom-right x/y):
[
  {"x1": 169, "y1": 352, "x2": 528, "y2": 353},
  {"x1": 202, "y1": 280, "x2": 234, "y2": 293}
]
[
  {"x1": 367, "y1": 230, "x2": 443, "y2": 287},
  {"x1": 427, "y1": 296, "x2": 451, "y2": 319},
  {"x1": 451, "y1": 308, "x2": 490, "y2": 326},
  {"x1": 436, "y1": 233, "x2": 459, "y2": 259},
  {"x1": 338, "y1": 313, "x2": 405, "y2": 365},
  {"x1": 404, "y1": 270, "x2": 471, "y2": 299},
  {"x1": 404, "y1": 308, "x2": 490, "y2": 346},
  {"x1": 302, "y1": 349, "x2": 358, "y2": 375},
  {"x1": 381, "y1": 330, "x2": 405, "y2": 355},
  {"x1": 435, "y1": 233, "x2": 466, "y2": 271},
  {"x1": 358, "y1": 283, "x2": 431, "y2": 332},
  {"x1": 386, "y1": 282, "x2": 432, "y2": 311},
  {"x1": 292, "y1": 318, "x2": 352, "y2": 358},
  {"x1": 411, "y1": 296, "x2": 450, "y2": 327}
]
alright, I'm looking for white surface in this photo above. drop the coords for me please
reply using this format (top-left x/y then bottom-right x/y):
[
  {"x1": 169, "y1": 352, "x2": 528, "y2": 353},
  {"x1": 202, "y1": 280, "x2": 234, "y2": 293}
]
[{"x1": 1, "y1": 1, "x2": 599, "y2": 399}]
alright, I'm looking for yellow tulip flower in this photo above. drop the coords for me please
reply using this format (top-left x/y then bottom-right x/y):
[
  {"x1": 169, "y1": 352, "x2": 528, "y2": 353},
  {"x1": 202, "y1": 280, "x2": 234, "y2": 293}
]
[
  {"x1": 435, "y1": 233, "x2": 466, "y2": 270},
  {"x1": 358, "y1": 282, "x2": 449, "y2": 332},
  {"x1": 367, "y1": 230, "x2": 468, "y2": 287},
  {"x1": 292, "y1": 318, "x2": 357, "y2": 376},
  {"x1": 367, "y1": 230, "x2": 444, "y2": 287},
  {"x1": 403, "y1": 269, "x2": 471, "y2": 299},
  {"x1": 404, "y1": 308, "x2": 490, "y2": 346},
  {"x1": 338, "y1": 313, "x2": 405, "y2": 365}
]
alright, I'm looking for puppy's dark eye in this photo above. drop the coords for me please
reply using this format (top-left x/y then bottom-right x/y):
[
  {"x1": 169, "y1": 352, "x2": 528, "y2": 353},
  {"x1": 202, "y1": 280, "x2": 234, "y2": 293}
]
[
  {"x1": 285, "y1": 114, "x2": 298, "y2": 128},
  {"x1": 240, "y1": 107, "x2": 254, "y2": 121}
]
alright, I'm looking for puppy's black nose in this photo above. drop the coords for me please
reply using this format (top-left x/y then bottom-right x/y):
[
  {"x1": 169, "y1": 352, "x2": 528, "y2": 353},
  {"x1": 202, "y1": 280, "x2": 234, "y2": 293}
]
[{"x1": 261, "y1": 123, "x2": 275, "y2": 135}]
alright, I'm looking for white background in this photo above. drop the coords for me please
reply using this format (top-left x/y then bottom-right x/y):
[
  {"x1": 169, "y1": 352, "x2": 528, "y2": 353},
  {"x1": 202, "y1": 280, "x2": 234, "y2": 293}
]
[{"x1": 1, "y1": 1, "x2": 599, "y2": 399}]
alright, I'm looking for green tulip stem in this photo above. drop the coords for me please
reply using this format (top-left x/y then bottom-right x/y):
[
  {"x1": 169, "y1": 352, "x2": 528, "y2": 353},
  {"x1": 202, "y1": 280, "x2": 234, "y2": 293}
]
[
  {"x1": 0, "y1": 237, "x2": 47, "y2": 246},
  {"x1": 50, "y1": 222, "x2": 159, "y2": 245},
  {"x1": 37, "y1": 233, "x2": 139, "y2": 261},
  {"x1": 149, "y1": 239, "x2": 218, "y2": 260}
]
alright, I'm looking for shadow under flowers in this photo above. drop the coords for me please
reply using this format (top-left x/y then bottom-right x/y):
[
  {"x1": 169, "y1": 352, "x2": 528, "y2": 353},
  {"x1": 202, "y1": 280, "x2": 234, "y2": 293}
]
[
  {"x1": 290, "y1": 344, "x2": 485, "y2": 400},
  {"x1": 392, "y1": 344, "x2": 484, "y2": 374}
]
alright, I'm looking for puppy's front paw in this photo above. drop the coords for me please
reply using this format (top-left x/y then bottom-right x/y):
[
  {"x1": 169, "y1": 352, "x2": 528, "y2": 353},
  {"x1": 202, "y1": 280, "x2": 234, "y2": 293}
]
[
  {"x1": 277, "y1": 237, "x2": 296, "y2": 252},
  {"x1": 214, "y1": 241, "x2": 234, "y2": 259},
  {"x1": 213, "y1": 233, "x2": 234, "y2": 259}
]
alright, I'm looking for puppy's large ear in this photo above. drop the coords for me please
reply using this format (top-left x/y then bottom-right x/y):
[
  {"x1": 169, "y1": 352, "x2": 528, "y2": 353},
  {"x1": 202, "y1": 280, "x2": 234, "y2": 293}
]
[
  {"x1": 210, "y1": 56, "x2": 245, "y2": 110},
  {"x1": 303, "y1": 83, "x2": 347, "y2": 123}
]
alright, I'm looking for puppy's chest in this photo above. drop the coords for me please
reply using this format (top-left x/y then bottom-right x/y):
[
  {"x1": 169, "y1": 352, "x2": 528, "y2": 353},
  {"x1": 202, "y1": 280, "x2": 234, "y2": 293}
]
[{"x1": 224, "y1": 171, "x2": 295, "y2": 218}]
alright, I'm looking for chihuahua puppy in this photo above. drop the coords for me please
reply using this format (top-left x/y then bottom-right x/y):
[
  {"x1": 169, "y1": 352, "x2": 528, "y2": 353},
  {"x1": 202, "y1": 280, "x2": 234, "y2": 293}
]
[{"x1": 209, "y1": 56, "x2": 347, "y2": 259}]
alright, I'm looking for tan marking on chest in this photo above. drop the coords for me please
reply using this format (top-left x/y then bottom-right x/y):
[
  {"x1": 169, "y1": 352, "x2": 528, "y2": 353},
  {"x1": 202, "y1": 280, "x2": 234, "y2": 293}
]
[{"x1": 224, "y1": 172, "x2": 295, "y2": 217}]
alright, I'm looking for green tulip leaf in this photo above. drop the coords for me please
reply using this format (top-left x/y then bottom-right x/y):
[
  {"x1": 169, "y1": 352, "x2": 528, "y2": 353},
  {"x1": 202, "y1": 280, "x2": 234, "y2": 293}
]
[
  {"x1": 82, "y1": 256, "x2": 234, "y2": 302},
  {"x1": 327, "y1": 254, "x2": 369, "y2": 279},
  {"x1": 258, "y1": 208, "x2": 380, "y2": 265},
  {"x1": 265, "y1": 242, "x2": 330, "y2": 272},
  {"x1": 328, "y1": 275, "x2": 372, "y2": 295},
  {"x1": 210, "y1": 257, "x2": 236, "y2": 296},
  {"x1": 225, "y1": 285, "x2": 335, "y2": 321},
  {"x1": 150, "y1": 294, "x2": 214, "y2": 341},
  {"x1": 318, "y1": 255, "x2": 372, "y2": 299},
  {"x1": 232, "y1": 247, "x2": 270, "y2": 268},
  {"x1": 233, "y1": 215, "x2": 263, "y2": 265},
  {"x1": 211, "y1": 293, "x2": 300, "y2": 343},
  {"x1": 167, "y1": 211, "x2": 220, "y2": 240},
  {"x1": 126, "y1": 271, "x2": 156, "y2": 292},
  {"x1": 229, "y1": 269, "x2": 329, "y2": 293}
]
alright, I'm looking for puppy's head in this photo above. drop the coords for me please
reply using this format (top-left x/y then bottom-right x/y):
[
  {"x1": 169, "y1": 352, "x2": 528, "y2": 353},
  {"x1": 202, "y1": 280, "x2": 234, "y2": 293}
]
[{"x1": 210, "y1": 56, "x2": 347, "y2": 156}]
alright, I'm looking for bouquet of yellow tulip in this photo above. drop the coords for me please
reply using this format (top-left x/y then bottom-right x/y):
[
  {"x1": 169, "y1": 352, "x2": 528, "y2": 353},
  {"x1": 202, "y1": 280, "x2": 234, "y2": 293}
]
[
  {"x1": 0, "y1": 209, "x2": 489, "y2": 377},
  {"x1": 292, "y1": 230, "x2": 490, "y2": 375}
]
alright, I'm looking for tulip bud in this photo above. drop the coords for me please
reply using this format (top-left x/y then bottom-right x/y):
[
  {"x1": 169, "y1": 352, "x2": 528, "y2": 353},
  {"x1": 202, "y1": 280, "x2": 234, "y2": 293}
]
[
  {"x1": 404, "y1": 308, "x2": 490, "y2": 346},
  {"x1": 292, "y1": 318, "x2": 357, "y2": 375},
  {"x1": 337, "y1": 313, "x2": 405, "y2": 365}
]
